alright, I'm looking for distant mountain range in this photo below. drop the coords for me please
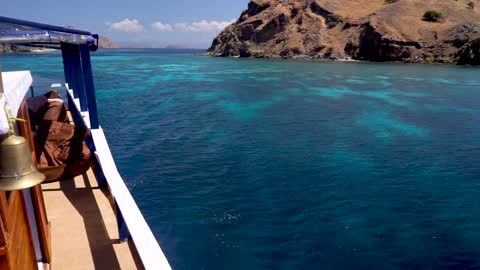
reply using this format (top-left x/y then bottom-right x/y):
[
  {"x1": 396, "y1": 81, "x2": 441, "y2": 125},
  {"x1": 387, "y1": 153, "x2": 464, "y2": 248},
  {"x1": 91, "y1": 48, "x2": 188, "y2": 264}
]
[
  {"x1": 117, "y1": 42, "x2": 204, "y2": 49},
  {"x1": 208, "y1": 0, "x2": 480, "y2": 65},
  {"x1": 0, "y1": 36, "x2": 119, "y2": 52},
  {"x1": 0, "y1": 38, "x2": 207, "y2": 52}
]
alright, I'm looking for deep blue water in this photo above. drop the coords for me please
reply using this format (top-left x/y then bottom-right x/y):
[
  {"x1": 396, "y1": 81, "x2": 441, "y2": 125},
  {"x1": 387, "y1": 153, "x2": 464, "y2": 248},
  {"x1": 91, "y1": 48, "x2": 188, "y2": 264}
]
[{"x1": 2, "y1": 49, "x2": 480, "y2": 269}]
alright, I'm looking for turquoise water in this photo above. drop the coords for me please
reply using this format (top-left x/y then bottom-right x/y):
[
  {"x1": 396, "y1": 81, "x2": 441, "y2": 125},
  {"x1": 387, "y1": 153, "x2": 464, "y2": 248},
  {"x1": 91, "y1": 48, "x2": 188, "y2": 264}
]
[{"x1": 2, "y1": 49, "x2": 480, "y2": 269}]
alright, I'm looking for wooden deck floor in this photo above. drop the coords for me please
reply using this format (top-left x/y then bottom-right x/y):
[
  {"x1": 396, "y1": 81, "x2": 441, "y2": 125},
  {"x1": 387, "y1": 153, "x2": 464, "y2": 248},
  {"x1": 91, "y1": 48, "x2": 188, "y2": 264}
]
[{"x1": 41, "y1": 169, "x2": 143, "y2": 270}]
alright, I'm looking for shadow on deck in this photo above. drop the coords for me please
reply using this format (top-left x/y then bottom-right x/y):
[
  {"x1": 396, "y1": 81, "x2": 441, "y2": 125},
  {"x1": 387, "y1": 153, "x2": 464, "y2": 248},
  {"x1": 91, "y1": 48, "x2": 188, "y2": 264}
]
[{"x1": 41, "y1": 168, "x2": 143, "y2": 270}]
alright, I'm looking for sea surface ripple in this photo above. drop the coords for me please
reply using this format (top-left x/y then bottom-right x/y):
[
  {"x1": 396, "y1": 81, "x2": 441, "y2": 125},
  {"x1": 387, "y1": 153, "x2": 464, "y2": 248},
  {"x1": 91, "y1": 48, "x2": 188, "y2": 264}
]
[{"x1": 2, "y1": 49, "x2": 480, "y2": 270}]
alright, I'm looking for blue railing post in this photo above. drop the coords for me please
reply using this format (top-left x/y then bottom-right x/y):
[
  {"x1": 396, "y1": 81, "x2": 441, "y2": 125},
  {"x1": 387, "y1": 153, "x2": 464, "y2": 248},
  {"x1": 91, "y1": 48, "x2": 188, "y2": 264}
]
[
  {"x1": 115, "y1": 204, "x2": 131, "y2": 242},
  {"x1": 61, "y1": 43, "x2": 76, "y2": 97},
  {"x1": 68, "y1": 44, "x2": 88, "y2": 112},
  {"x1": 92, "y1": 157, "x2": 108, "y2": 188},
  {"x1": 79, "y1": 44, "x2": 100, "y2": 129},
  {"x1": 66, "y1": 90, "x2": 83, "y2": 127}
]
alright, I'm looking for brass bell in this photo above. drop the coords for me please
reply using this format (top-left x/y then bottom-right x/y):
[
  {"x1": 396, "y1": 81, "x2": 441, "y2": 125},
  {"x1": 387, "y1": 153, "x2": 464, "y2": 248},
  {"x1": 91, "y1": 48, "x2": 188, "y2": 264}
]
[{"x1": 0, "y1": 135, "x2": 45, "y2": 190}]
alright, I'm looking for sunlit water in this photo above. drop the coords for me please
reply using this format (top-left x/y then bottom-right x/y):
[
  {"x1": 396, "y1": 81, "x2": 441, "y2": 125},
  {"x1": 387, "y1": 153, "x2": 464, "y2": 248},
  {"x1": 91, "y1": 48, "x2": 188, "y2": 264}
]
[{"x1": 2, "y1": 49, "x2": 480, "y2": 269}]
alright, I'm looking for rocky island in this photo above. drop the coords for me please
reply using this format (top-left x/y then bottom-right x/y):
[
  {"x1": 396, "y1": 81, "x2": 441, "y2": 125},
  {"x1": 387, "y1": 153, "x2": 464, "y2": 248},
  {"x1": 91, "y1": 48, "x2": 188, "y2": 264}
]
[
  {"x1": 98, "y1": 36, "x2": 120, "y2": 49},
  {"x1": 0, "y1": 43, "x2": 15, "y2": 53},
  {"x1": 207, "y1": 0, "x2": 480, "y2": 65}
]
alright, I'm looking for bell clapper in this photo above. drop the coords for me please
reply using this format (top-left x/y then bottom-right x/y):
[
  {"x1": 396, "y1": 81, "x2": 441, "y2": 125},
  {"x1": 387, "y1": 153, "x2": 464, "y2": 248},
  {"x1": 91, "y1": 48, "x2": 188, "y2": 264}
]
[{"x1": 3, "y1": 105, "x2": 25, "y2": 137}]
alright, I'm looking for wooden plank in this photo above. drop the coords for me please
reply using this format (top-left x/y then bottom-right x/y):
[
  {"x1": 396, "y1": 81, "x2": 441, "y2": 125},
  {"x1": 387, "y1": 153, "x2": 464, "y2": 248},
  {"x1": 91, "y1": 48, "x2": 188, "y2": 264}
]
[
  {"x1": 0, "y1": 99, "x2": 40, "y2": 270},
  {"x1": 0, "y1": 190, "x2": 38, "y2": 270},
  {"x1": 0, "y1": 192, "x2": 9, "y2": 265},
  {"x1": 30, "y1": 185, "x2": 51, "y2": 263},
  {"x1": 0, "y1": 192, "x2": 12, "y2": 270},
  {"x1": 17, "y1": 100, "x2": 51, "y2": 263}
]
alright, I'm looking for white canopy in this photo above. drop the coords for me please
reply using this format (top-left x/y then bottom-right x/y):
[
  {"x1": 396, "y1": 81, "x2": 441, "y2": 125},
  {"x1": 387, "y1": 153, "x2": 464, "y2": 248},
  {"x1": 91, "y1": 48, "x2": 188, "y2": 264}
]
[{"x1": 0, "y1": 71, "x2": 33, "y2": 134}]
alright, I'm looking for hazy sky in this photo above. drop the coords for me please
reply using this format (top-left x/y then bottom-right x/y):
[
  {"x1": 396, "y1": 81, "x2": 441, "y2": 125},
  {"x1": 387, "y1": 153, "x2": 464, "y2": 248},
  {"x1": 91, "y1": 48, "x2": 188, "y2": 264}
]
[{"x1": 3, "y1": 0, "x2": 249, "y2": 48}]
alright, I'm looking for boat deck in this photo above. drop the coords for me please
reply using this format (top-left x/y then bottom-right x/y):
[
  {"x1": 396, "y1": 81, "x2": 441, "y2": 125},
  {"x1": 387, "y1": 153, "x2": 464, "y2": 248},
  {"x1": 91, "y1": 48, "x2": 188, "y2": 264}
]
[{"x1": 41, "y1": 168, "x2": 143, "y2": 270}]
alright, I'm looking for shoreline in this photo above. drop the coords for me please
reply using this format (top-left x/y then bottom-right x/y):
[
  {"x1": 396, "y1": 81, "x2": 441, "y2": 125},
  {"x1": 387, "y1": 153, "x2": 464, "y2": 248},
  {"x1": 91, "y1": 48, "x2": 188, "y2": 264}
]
[{"x1": 204, "y1": 53, "x2": 480, "y2": 66}]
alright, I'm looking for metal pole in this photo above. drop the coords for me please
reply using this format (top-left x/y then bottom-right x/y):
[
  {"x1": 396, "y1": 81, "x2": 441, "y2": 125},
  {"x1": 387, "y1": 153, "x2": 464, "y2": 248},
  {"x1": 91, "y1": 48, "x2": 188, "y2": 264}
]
[
  {"x1": 79, "y1": 45, "x2": 99, "y2": 129},
  {"x1": 61, "y1": 43, "x2": 73, "y2": 91},
  {"x1": 71, "y1": 45, "x2": 88, "y2": 112}
]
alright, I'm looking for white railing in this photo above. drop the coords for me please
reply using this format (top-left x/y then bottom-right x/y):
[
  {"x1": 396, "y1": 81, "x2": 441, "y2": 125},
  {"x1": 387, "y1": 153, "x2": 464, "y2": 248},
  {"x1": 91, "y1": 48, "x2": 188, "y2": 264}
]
[{"x1": 66, "y1": 86, "x2": 172, "y2": 270}]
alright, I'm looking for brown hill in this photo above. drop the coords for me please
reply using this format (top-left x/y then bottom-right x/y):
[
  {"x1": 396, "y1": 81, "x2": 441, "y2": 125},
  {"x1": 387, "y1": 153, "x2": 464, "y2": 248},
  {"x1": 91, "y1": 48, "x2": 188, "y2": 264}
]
[
  {"x1": 207, "y1": 0, "x2": 480, "y2": 64},
  {"x1": 98, "y1": 36, "x2": 120, "y2": 49}
]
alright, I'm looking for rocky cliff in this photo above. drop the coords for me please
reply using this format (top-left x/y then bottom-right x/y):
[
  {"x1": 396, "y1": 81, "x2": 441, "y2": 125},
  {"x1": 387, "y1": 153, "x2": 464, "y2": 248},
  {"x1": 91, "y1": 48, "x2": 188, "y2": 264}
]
[
  {"x1": 0, "y1": 44, "x2": 15, "y2": 53},
  {"x1": 208, "y1": 0, "x2": 480, "y2": 65}
]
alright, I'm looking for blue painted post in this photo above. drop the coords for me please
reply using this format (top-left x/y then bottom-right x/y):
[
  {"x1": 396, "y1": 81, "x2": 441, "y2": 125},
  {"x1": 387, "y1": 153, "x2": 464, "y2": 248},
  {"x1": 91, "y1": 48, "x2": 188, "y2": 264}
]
[
  {"x1": 92, "y1": 156, "x2": 108, "y2": 188},
  {"x1": 61, "y1": 43, "x2": 75, "y2": 96},
  {"x1": 66, "y1": 91, "x2": 83, "y2": 128},
  {"x1": 69, "y1": 45, "x2": 88, "y2": 112},
  {"x1": 79, "y1": 45, "x2": 100, "y2": 129},
  {"x1": 115, "y1": 203, "x2": 131, "y2": 242}
]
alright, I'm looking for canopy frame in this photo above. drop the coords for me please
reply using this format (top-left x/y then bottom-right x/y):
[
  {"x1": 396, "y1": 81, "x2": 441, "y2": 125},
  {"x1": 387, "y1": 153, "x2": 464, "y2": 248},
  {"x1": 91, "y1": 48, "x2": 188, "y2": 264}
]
[{"x1": 0, "y1": 16, "x2": 99, "y2": 128}]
